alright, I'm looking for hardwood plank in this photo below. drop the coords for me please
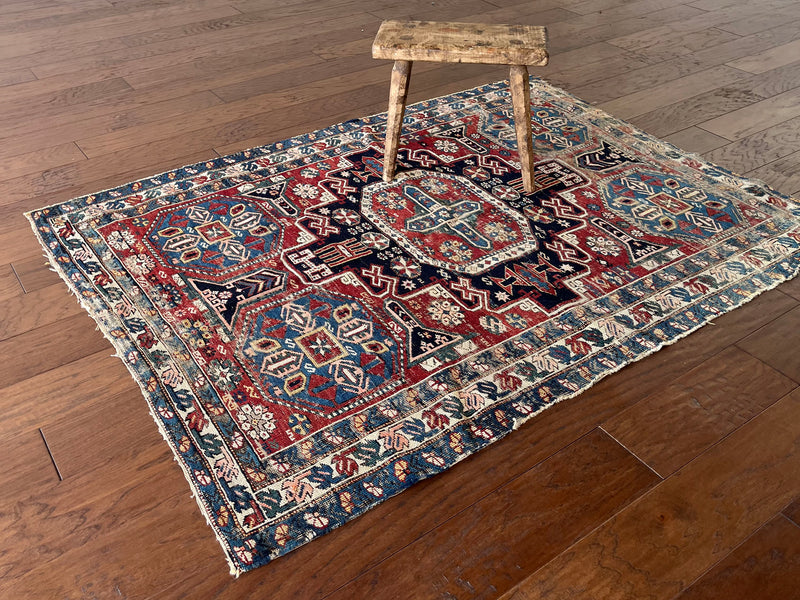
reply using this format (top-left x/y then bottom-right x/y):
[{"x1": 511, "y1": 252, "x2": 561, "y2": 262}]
[
  {"x1": 0, "y1": 142, "x2": 85, "y2": 183},
  {"x1": 0, "y1": 283, "x2": 86, "y2": 341},
  {"x1": 700, "y1": 86, "x2": 800, "y2": 140},
  {"x1": 599, "y1": 65, "x2": 747, "y2": 119},
  {"x1": 732, "y1": 58, "x2": 800, "y2": 98},
  {"x1": 727, "y1": 38, "x2": 800, "y2": 74},
  {"x1": 0, "y1": 67, "x2": 135, "y2": 105},
  {"x1": 602, "y1": 346, "x2": 796, "y2": 477},
  {"x1": 41, "y1": 387, "x2": 162, "y2": 479},
  {"x1": 746, "y1": 150, "x2": 800, "y2": 196},
  {"x1": 572, "y1": 20, "x2": 800, "y2": 105},
  {"x1": 774, "y1": 273, "x2": 800, "y2": 303},
  {"x1": 0, "y1": 2, "x2": 242, "y2": 60},
  {"x1": 673, "y1": 515, "x2": 800, "y2": 600},
  {"x1": 608, "y1": 0, "x2": 798, "y2": 52},
  {"x1": 613, "y1": 27, "x2": 741, "y2": 65},
  {"x1": 737, "y1": 304, "x2": 800, "y2": 381},
  {"x1": 0, "y1": 67, "x2": 36, "y2": 86},
  {"x1": 0, "y1": 443, "x2": 209, "y2": 594},
  {"x1": 564, "y1": 0, "x2": 699, "y2": 19},
  {"x1": 0, "y1": 263, "x2": 24, "y2": 302},
  {"x1": 368, "y1": 0, "x2": 503, "y2": 21},
  {"x1": 548, "y1": 4, "x2": 705, "y2": 54},
  {"x1": 10, "y1": 255, "x2": 61, "y2": 293},
  {"x1": 704, "y1": 115, "x2": 800, "y2": 173},
  {"x1": 75, "y1": 61, "x2": 501, "y2": 159},
  {"x1": 211, "y1": 53, "x2": 378, "y2": 103},
  {"x1": 548, "y1": 51, "x2": 652, "y2": 91},
  {"x1": 0, "y1": 0, "x2": 116, "y2": 29},
  {"x1": 212, "y1": 70, "x2": 511, "y2": 155},
  {"x1": 502, "y1": 390, "x2": 800, "y2": 600},
  {"x1": 0, "y1": 227, "x2": 52, "y2": 264},
  {"x1": 629, "y1": 85, "x2": 765, "y2": 138},
  {"x1": 718, "y1": 9, "x2": 800, "y2": 37},
  {"x1": 0, "y1": 350, "x2": 136, "y2": 440},
  {"x1": 663, "y1": 126, "x2": 732, "y2": 154},
  {"x1": 327, "y1": 429, "x2": 659, "y2": 600},
  {"x1": 0, "y1": 147, "x2": 218, "y2": 208},
  {"x1": 0, "y1": 90, "x2": 224, "y2": 158},
  {"x1": 0, "y1": 429, "x2": 59, "y2": 505},
  {"x1": 784, "y1": 497, "x2": 800, "y2": 526},
  {"x1": 0, "y1": 312, "x2": 112, "y2": 388},
  {"x1": 548, "y1": 41, "x2": 646, "y2": 77},
  {"x1": 690, "y1": 19, "x2": 800, "y2": 66},
  {"x1": 688, "y1": 0, "x2": 751, "y2": 11}
]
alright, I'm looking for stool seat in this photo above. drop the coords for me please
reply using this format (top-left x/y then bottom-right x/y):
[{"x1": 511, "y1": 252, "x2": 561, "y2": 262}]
[
  {"x1": 372, "y1": 20, "x2": 548, "y2": 66},
  {"x1": 372, "y1": 20, "x2": 549, "y2": 193}
]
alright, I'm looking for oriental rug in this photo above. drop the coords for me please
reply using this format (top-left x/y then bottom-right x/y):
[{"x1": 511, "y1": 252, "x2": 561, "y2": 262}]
[{"x1": 27, "y1": 79, "x2": 800, "y2": 575}]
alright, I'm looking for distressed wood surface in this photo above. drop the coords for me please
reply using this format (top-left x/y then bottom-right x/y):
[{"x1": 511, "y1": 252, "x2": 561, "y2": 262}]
[
  {"x1": 372, "y1": 20, "x2": 549, "y2": 65},
  {"x1": 509, "y1": 63, "x2": 535, "y2": 192},
  {"x1": 382, "y1": 59, "x2": 412, "y2": 181}
]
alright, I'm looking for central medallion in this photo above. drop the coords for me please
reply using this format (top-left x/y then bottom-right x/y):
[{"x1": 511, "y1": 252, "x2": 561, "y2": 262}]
[{"x1": 361, "y1": 171, "x2": 537, "y2": 275}]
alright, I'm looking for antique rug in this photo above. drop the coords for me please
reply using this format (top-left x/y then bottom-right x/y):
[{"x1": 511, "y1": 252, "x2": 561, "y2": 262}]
[{"x1": 27, "y1": 79, "x2": 800, "y2": 575}]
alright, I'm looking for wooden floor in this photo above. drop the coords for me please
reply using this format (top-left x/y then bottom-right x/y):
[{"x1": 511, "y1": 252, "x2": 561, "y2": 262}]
[{"x1": 1, "y1": 0, "x2": 799, "y2": 598}]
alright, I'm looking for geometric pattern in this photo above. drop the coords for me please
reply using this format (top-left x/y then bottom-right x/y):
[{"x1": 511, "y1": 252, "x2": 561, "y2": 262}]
[
  {"x1": 361, "y1": 170, "x2": 538, "y2": 274},
  {"x1": 26, "y1": 78, "x2": 800, "y2": 575}
]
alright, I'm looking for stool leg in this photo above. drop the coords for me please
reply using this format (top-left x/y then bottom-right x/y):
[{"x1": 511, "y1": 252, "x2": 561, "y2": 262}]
[
  {"x1": 383, "y1": 60, "x2": 412, "y2": 182},
  {"x1": 509, "y1": 64, "x2": 535, "y2": 193}
]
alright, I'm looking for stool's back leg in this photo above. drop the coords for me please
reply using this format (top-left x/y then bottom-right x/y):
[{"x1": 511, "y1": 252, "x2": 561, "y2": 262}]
[
  {"x1": 383, "y1": 60, "x2": 413, "y2": 182},
  {"x1": 509, "y1": 64, "x2": 535, "y2": 193}
]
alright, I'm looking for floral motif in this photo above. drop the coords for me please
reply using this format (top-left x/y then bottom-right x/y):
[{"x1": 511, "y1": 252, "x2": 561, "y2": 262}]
[
  {"x1": 124, "y1": 253, "x2": 155, "y2": 275},
  {"x1": 207, "y1": 358, "x2": 241, "y2": 391},
  {"x1": 427, "y1": 299, "x2": 465, "y2": 327},
  {"x1": 434, "y1": 139, "x2": 459, "y2": 153},
  {"x1": 390, "y1": 256, "x2": 421, "y2": 278},
  {"x1": 439, "y1": 239, "x2": 472, "y2": 262},
  {"x1": 238, "y1": 403, "x2": 277, "y2": 440},
  {"x1": 292, "y1": 183, "x2": 319, "y2": 199},
  {"x1": 107, "y1": 229, "x2": 136, "y2": 250},
  {"x1": 586, "y1": 235, "x2": 622, "y2": 256}
]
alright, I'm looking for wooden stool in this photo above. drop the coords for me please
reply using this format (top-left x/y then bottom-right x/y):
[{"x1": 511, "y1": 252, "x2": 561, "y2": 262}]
[{"x1": 372, "y1": 20, "x2": 549, "y2": 193}]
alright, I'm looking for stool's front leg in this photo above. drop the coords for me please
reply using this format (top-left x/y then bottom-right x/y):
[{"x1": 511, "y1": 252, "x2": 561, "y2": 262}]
[
  {"x1": 509, "y1": 64, "x2": 535, "y2": 193},
  {"x1": 383, "y1": 60, "x2": 412, "y2": 182}
]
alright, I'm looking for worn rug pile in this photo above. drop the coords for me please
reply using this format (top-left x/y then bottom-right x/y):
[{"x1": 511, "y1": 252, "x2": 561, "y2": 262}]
[{"x1": 27, "y1": 79, "x2": 800, "y2": 575}]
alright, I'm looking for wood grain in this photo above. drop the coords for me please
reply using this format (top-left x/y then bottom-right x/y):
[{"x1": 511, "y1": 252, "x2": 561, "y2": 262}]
[
  {"x1": 0, "y1": 263, "x2": 23, "y2": 302},
  {"x1": 726, "y1": 38, "x2": 800, "y2": 74},
  {"x1": 784, "y1": 497, "x2": 800, "y2": 526},
  {"x1": 503, "y1": 390, "x2": 800, "y2": 600},
  {"x1": 704, "y1": 114, "x2": 800, "y2": 173},
  {"x1": 602, "y1": 346, "x2": 797, "y2": 476},
  {"x1": 0, "y1": 350, "x2": 136, "y2": 440},
  {"x1": 629, "y1": 86, "x2": 765, "y2": 138},
  {"x1": 509, "y1": 63, "x2": 535, "y2": 192},
  {"x1": 700, "y1": 86, "x2": 800, "y2": 140},
  {"x1": 0, "y1": 283, "x2": 87, "y2": 341},
  {"x1": 673, "y1": 515, "x2": 800, "y2": 600},
  {"x1": 737, "y1": 305, "x2": 800, "y2": 381},
  {"x1": 372, "y1": 20, "x2": 548, "y2": 66},
  {"x1": 746, "y1": 149, "x2": 800, "y2": 196},
  {"x1": 8, "y1": 255, "x2": 62, "y2": 293},
  {"x1": 662, "y1": 126, "x2": 732, "y2": 154},
  {"x1": 0, "y1": 312, "x2": 112, "y2": 388},
  {"x1": 599, "y1": 65, "x2": 747, "y2": 119}
]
